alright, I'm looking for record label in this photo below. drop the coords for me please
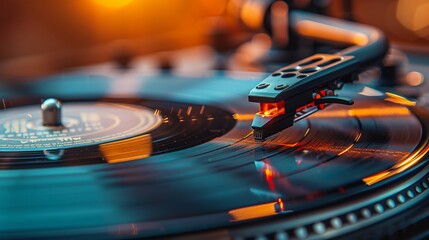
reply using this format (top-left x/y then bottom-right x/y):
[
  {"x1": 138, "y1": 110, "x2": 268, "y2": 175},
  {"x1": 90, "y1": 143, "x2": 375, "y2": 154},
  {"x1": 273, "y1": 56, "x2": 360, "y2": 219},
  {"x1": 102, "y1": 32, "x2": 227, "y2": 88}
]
[{"x1": 0, "y1": 103, "x2": 161, "y2": 151}]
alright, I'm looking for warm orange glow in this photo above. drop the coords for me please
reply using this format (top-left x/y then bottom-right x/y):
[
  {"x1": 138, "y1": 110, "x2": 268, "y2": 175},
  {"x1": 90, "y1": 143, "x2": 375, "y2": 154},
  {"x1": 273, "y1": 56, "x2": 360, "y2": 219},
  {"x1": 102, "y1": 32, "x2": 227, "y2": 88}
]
[
  {"x1": 232, "y1": 113, "x2": 255, "y2": 121},
  {"x1": 338, "y1": 144, "x2": 353, "y2": 156},
  {"x1": 397, "y1": 0, "x2": 429, "y2": 37},
  {"x1": 93, "y1": 0, "x2": 134, "y2": 8},
  {"x1": 100, "y1": 134, "x2": 152, "y2": 163},
  {"x1": 338, "y1": 131, "x2": 362, "y2": 156},
  {"x1": 363, "y1": 135, "x2": 429, "y2": 185},
  {"x1": 405, "y1": 71, "x2": 425, "y2": 86},
  {"x1": 265, "y1": 167, "x2": 273, "y2": 178},
  {"x1": 264, "y1": 109, "x2": 275, "y2": 116},
  {"x1": 229, "y1": 201, "x2": 279, "y2": 222},
  {"x1": 240, "y1": 0, "x2": 265, "y2": 29},
  {"x1": 200, "y1": 0, "x2": 227, "y2": 16},
  {"x1": 384, "y1": 92, "x2": 417, "y2": 106},
  {"x1": 271, "y1": 1, "x2": 289, "y2": 47},
  {"x1": 277, "y1": 198, "x2": 285, "y2": 212},
  {"x1": 296, "y1": 20, "x2": 369, "y2": 46},
  {"x1": 262, "y1": 162, "x2": 278, "y2": 191},
  {"x1": 252, "y1": 33, "x2": 273, "y2": 52},
  {"x1": 231, "y1": 33, "x2": 272, "y2": 70},
  {"x1": 258, "y1": 101, "x2": 285, "y2": 117},
  {"x1": 314, "y1": 107, "x2": 411, "y2": 118},
  {"x1": 271, "y1": 1, "x2": 288, "y2": 17}
]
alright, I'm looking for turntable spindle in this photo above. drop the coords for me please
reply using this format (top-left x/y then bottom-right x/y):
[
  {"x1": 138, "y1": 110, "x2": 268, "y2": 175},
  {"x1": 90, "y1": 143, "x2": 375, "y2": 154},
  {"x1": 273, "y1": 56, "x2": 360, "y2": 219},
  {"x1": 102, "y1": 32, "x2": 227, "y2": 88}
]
[{"x1": 41, "y1": 98, "x2": 62, "y2": 126}]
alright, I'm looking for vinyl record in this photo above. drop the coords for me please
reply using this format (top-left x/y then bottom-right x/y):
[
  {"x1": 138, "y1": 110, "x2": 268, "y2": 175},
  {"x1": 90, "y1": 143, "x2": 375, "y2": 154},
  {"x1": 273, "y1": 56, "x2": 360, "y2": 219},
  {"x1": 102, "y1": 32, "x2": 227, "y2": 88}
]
[{"x1": 1, "y1": 71, "x2": 429, "y2": 239}]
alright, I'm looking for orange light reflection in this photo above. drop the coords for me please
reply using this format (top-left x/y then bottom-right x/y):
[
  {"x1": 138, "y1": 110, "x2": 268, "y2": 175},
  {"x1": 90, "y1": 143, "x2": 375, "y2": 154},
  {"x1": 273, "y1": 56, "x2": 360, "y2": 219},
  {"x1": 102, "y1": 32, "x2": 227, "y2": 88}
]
[
  {"x1": 278, "y1": 198, "x2": 285, "y2": 212},
  {"x1": 229, "y1": 198, "x2": 286, "y2": 222},
  {"x1": 337, "y1": 131, "x2": 362, "y2": 156},
  {"x1": 232, "y1": 113, "x2": 255, "y2": 121},
  {"x1": 258, "y1": 101, "x2": 285, "y2": 117},
  {"x1": 314, "y1": 107, "x2": 411, "y2": 118},
  {"x1": 363, "y1": 136, "x2": 429, "y2": 185},
  {"x1": 100, "y1": 134, "x2": 152, "y2": 163},
  {"x1": 296, "y1": 20, "x2": 369, "y2": 46},
  {"x1": 262, "y1": 161, "x2": 278, "y2": 191},
  {"x1": 384, "y1": 92, "x2": 417, "y2": 106}
]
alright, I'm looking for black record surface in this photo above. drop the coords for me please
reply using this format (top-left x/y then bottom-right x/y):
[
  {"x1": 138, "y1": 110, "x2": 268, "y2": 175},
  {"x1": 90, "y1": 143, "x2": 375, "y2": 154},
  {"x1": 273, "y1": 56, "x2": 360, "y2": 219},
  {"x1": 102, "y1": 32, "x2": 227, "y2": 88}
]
[
  {"x1": 0, "y1": 99, "x2": 236, "y2": 168},
  {"x1": 0, "y1": 71, "x2": 427, "y2": 239}
]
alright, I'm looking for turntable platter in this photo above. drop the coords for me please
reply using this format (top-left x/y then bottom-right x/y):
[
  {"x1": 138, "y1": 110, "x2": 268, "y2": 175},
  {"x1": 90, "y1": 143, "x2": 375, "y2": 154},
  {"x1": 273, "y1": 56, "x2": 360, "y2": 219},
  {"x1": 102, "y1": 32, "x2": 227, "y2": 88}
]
[{"x1": 1, "y1": 72, "x2": 428, "y2": 239}]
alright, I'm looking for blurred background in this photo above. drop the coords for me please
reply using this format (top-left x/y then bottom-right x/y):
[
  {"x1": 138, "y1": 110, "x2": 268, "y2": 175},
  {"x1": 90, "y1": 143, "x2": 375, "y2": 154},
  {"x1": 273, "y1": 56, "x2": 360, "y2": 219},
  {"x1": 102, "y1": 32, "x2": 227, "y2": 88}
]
[{"x1": 0, "y1": 0, "x2": 428, "y2": 80}]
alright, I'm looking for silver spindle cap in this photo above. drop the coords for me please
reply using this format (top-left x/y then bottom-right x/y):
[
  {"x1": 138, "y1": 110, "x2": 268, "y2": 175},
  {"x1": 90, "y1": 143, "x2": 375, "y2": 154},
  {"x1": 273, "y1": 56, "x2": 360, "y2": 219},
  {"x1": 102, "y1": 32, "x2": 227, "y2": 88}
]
[{"x1": 41, "y1": 98, "x2": 62, "y2": 126}]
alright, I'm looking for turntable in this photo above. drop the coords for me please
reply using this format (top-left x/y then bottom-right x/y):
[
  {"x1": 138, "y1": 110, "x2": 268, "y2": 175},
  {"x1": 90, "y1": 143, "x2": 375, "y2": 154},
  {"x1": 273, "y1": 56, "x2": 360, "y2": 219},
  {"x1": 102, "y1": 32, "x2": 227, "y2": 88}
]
[{"x1": 1, "y1": 1, "x2": 429, "y2": 239}]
